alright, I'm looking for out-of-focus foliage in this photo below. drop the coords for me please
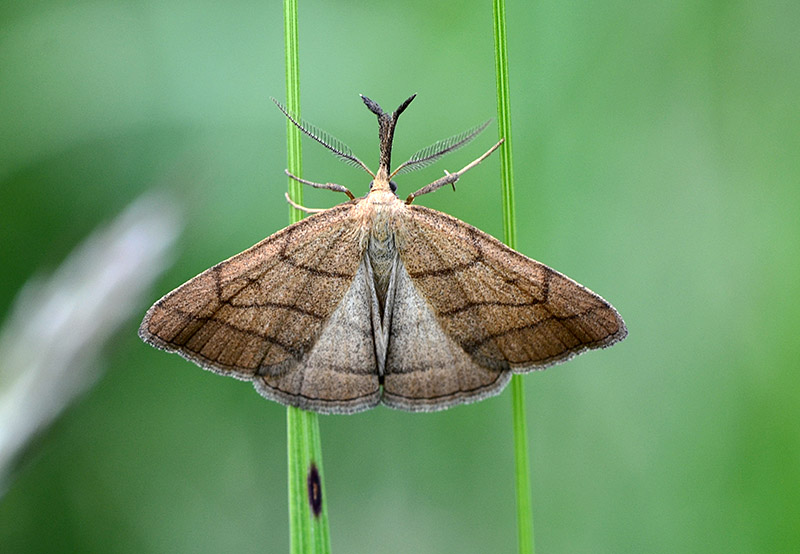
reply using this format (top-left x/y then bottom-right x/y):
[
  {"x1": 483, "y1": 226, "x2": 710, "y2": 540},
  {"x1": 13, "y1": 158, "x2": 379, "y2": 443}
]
[{"x1": 1, "y1": 1, "x2": 798, "y2": 552}]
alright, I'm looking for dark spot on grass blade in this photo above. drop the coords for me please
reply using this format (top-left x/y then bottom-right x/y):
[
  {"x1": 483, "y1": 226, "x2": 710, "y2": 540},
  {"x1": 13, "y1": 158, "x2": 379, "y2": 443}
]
[{"x1": 307, "y1": 463, "x2": 322, "y2": 517}]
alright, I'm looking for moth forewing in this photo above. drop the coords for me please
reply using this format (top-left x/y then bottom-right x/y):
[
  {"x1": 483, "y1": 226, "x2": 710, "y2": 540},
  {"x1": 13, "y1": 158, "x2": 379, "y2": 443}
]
[
  {"x1": 139, "y1": 203, "x2": 370, "y2": 389},
  {"x1": 397, "y1": 204, "x2": 626, "y2": 374}
]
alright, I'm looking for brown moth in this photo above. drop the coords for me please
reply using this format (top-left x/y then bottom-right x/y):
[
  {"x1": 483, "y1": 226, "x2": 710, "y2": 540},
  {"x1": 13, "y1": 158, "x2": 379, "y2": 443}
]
[{"x1": 139, "y1": 95, "x2": 627, "y2": 414}]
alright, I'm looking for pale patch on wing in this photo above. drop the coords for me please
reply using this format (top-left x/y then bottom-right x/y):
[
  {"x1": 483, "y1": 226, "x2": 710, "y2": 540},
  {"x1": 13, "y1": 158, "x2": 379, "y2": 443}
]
[
  {"x1": 382, "y1": 258, "x2": 510, "y2": 411},
  {"x1": 255, "y1": 259, "x2": 380, "y2": 414}
]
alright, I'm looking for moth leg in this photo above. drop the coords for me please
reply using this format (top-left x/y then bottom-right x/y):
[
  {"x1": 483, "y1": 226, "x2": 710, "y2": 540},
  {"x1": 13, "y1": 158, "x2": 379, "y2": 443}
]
[
  {"x1": 283, "y1": 192, "x2": 326, "y2": 214},
  {"x1": 285, "y1": 169, "x2": 355, "y2": 200},
  {"x1": 405, "y1": 138, "x2": 505, "y2": 204}
]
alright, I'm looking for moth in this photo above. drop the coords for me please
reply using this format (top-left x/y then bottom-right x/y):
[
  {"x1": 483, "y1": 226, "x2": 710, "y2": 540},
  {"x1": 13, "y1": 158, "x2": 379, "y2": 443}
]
[{"x1": 139, "y1": 94, "x2": 627, "y2": 414}]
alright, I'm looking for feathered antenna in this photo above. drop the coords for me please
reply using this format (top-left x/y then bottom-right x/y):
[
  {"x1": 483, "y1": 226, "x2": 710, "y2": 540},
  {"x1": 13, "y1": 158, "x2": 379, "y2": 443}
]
[
  {"x1": 272, "y1": 98, "x2": 375, "y2": 178},
  {"x1": 390, "y1": 119, "x2": 492, "y2": 178}
]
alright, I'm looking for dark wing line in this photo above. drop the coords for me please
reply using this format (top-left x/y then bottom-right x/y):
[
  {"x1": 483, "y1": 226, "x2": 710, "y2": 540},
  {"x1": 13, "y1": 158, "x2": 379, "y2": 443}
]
[
  {"x1": 401, "y1": 204, "x2": 627, "y2": 370},
  {"x1": 139, "y1": 202, "x2": 363, "y2": 378}
]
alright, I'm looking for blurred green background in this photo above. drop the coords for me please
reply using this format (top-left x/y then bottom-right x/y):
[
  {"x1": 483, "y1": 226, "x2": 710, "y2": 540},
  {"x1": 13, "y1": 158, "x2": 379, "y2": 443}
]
[{"x1": 1, "y1": 0, "x2": 798, "y2": 552}]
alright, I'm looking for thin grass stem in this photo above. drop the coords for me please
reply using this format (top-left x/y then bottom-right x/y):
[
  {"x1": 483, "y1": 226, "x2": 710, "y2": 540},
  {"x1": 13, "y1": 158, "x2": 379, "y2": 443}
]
[
  {"x1": 282, "y1": 0, "x2": 332, "y2": 552},
  {"x1": 492, "y1": 0, "x2": 536, "y2": 552}
]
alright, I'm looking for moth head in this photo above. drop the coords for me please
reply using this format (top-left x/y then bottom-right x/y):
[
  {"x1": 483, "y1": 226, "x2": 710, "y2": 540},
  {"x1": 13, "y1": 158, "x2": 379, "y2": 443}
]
[
  {"x1": 274, "y1": 94, "x2": 490, "y2": 196},
  {"x1": 360, "y1": 94, "x2": 416, "y2": 187},
  {"x1": 368, "y1": 179, "x2": 399, "y2": 194}
]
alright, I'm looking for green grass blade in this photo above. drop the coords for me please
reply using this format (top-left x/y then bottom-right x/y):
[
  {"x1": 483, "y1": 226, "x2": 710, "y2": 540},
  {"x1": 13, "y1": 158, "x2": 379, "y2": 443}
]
[
  {"x1": 287, "y1": 408, "x2": 331, "y2": 553},
  {"x1": 510, "y1": 377, "x2": 533, "y2": 553},
  {"x1": 284, "y1": 0, "x2": 303, "y2": 225},
  {"x1": 492, "y1": 0, "x2": 535, "y2": 552},
  {"x1": 282, "y1": 0, "x2": 332, "y2": 552},
  {"x1": 493, "y1": 0, "x2": 517, "y2": 252}
]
